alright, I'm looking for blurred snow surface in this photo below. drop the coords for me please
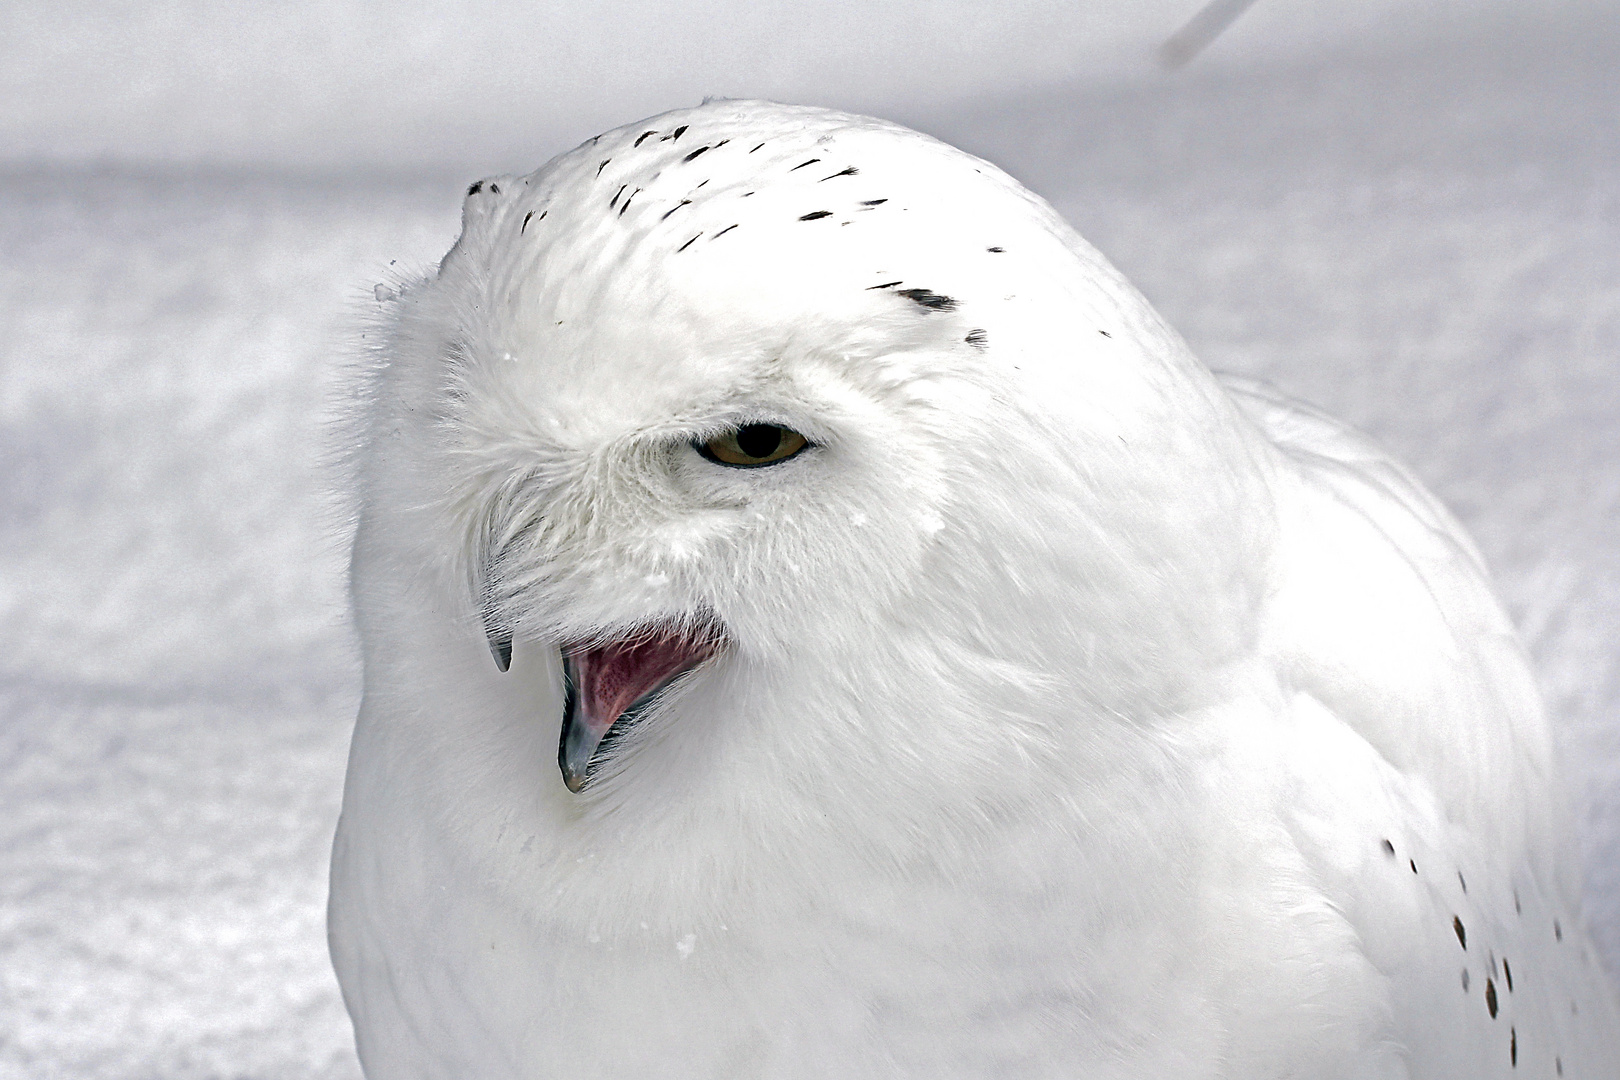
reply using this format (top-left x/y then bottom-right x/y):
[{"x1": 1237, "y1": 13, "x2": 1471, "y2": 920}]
[{"x1": 2, "y1": 18, "x2": 1618, "y2": 1079}]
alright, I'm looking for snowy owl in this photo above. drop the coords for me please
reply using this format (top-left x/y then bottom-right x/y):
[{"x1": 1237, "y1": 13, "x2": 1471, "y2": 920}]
[{"x1": 329, "y1": 100, "x2": 1620, "y2": 1078}]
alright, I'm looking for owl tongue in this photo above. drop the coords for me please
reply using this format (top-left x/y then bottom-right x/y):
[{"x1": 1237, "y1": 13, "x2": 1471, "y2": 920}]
[{"x1": 558, "y1": 624, "x2": 723, "y2": 792}]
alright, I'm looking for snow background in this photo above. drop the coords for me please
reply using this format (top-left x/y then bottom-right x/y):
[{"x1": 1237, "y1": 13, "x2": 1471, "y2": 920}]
[{"x1": 1, "y1": 1, "x2": 1616, "y2": 1074}]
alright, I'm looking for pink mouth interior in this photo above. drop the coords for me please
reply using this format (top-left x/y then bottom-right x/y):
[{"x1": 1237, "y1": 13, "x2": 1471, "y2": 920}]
[{"x1": 568, "y1": 625, "x2": 722, "y2": 737}]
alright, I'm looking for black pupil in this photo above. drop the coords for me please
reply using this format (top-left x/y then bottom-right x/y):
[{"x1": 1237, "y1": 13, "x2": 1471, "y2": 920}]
[{"x1": 735, "y1": 424, "x2": 783, "y2": 459}]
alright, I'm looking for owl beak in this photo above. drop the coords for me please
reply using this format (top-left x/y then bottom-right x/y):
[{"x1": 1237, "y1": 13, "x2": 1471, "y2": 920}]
[{"x1": 557, "y1": 623, "x2": 724, "y2": 792}]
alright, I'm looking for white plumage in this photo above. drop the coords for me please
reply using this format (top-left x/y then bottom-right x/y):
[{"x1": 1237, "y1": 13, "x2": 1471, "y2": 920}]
[{"x1": 329, "y1": 100, "x2": 1620, "y2": 1078}]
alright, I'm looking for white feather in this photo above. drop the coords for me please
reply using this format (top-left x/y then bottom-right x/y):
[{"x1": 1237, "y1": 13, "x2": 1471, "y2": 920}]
[{"x1": 329, "y1": 100, "x2": 1620, "y2": 1078}]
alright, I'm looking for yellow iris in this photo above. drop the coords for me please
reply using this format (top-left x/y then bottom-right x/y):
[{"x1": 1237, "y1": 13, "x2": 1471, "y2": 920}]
[{"x1": 701, "y1": 424, "x2": 810, "y2": 467}]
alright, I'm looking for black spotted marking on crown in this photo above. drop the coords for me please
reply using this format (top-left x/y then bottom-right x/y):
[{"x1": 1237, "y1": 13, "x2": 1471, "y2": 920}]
[
  {"x1": 634, "y1": 130, "x2": 657, "y2": 147},
  {"x1": 750, "y1": 142, "x2": 766, "y2": 153},
  {"x1": 987, "y1": 246, "x2": 1004, "y2": 252},
  {"x1": 683, "y1": 145, "x2": 712, "y2": 163},
  {"x1": 799, "y1": 210, "x2": 833, "y2": 221},
  {"x1": 663, "y1": 200, "x2": 692, "y2": 221},
  {"x1": 677, "y1": 233, "x2": 702, "y2": 252},
  {"x1": 1554, "y1": 920, "x2": 1563, "y2": 942},
  {"x1": 489, "y1": 183, "x2": 501, "y2": 194},
  {"x1": 1503, "y1": 956, "x2": 1513, "y2": 991},
  {"x1": 712, "y1": 224, "x2": 739, "y2": 240},
  {"x1": 861, "y1": 198, "x2": 888, "y2": 206},
  {"x1": 619, "y1": 190, "x2": 640, "y2": 216},
  {"x1": 1099, "y1": 330, "x2": 1113, "y2": 338},
  {"x1": 965, "y1": 329, "x2": 989, "y2": 349},
  {"x1": 790, "y1": 158, "x2": 821, "y2": 171},
  {"x1": 1454, "y1": 916, "x2": 1468, "y2": 950},
  {"x1": 1410, "y1": 859, "x2": 1418, "y2": 873},
  {"x1": 897, "y1": 288, "x2": 958, "y2": 312},
  {"x1": 467, "y1": 180, "x2": 484, "y2": 196},
  {"x1": 661, "y1": 125, "x2": 689, "y2": 142},
  {"x1": 1459, "y1": 871, "x2": 1468, "y2": 893},
  {"x1": 867, "y1": 281, "x2": 902, "y2": 290},
  {"x1": 1381, "y1": 838, "x2": 1396, "y2": 857},
  {"x1": 522, "y1": 210, "x2": 535, "y2": 233},
  {"x1": 610, "y1": 184, "x2": 627, "y2": 208},
  {"x1": 1509, "y1": 1026, "x2": 1515, "y2": 1067},
  {"x1": 1462, "y1": 968, "x2": 1471, "y2": 991},
  {"x1": 597, "y1": 159, "x2": 611, "y2": 176},
  {"x1": 1486, "y1": 978, "x2": 1498, "y2": 1018},
  {"x1": 820, "y1": 166, "x2": 858, "y2": 181}
]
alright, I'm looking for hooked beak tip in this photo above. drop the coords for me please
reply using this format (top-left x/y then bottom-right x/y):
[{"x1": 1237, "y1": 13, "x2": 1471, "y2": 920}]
[{"x1": 488, "y1": 633, "x2": 512, "y2": 672}]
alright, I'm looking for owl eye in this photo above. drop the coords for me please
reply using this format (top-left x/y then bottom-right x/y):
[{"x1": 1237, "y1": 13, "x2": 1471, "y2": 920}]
[{"x1": 699, "y1": 424, "x2": 810, "y2": 468}]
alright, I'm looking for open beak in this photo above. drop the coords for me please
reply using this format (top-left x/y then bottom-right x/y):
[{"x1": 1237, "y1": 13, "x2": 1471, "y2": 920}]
[{"x1": 557, "y1": 623, "x2": 724, "y2": 792}]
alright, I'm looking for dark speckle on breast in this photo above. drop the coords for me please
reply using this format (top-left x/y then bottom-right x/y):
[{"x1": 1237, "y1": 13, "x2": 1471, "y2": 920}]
[
  {"x1": 750, "y1": 142, "x2": 766, "y2": 153},
  {"x1": 867, "y1": 281, "x2": 903, "y2": 290},
  {"x1": 662, "y1": 200, "x2": 692, "y2": 221},
  {"x1": 1411, "y1": 859, "x2": 1419, "y2": 873},
  {"x1": 634, "y1": 130, "x2": 657, "y2": 147},
  {"x1": 489, "y1": 183, "x2": 500, "y2": 195},
  {"x1": 683, "y1": 146, "x2": 712, "y2": 163},
  {"x1": 1555, "y1": 920, "x2": 1563, "y2": 942},
  {"x1": 1509, "y1": 1026, "x2": 1515, "y2": 1066},
  {"x1": 1462, "y1": 968, "x2": 1471, "y2": 991},
  {"x1": 1454, "y1": 916, "x2": 1468, "y2": 950},
  {"x1": 820, "y1": 166, "x2": 859, "y2": 181},
  {"x1": 799, "y1": 210, "x2": 833, "y2": 221},
  {"x1": 897, "y1": 288, "x2": 959, "y2": 312},
  {"x1": 790, "y1": 158, "x2": 822, "y2": 171},
  {"x1": 677, "y1": 233, "x2": 702, "y2": 252},
  {"x1": 965, "y1": 329, "x2": 989, "y2": 349},
  {"x1": 1485, "y1": 978, "x2": 1498, "y2": 1018},
  {"x1": 597, "y1": 159, "x2": 611, "y2": 176},
  {"x1": 1459, "y1": 871, "x2": 1468, "y2": 893},
  {"x1": 1381, "y1": 839, "x2": 1396, "y2": 857},
  {"x1": 1503, "y1": 956, "x2": 1513, "y2": 992},
  {"x1": 521, "y1": 210, "x2": 534, "y2": 233},
  {"x1": 467, "y1": 180, "x2": 484, "y2": 196},
  {"x1": 1099, "y1": 330, "x2": 1112, "y2": 338},
  {"x1": 987, "y1": 246, "x2": 1004, "y2": 252},
  {"x1": 861, "y1": 198, "x2": 888, "y2": 206},
  {"x1": 712, "y1": 224, "x2": 739, "y2": 240}
]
